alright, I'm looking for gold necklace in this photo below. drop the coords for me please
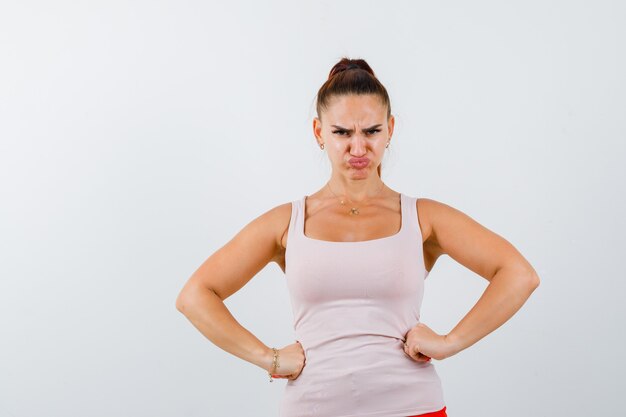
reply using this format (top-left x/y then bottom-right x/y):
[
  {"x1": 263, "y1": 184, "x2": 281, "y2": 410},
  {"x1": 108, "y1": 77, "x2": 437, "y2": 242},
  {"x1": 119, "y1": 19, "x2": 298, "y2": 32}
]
[{"x1": 325, "y1": 181, "x2": 386, "y2": 215}]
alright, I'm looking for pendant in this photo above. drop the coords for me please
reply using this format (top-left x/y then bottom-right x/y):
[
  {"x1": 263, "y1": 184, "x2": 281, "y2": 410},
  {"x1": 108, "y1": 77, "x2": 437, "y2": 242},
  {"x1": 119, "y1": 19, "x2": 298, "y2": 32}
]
[{"x1": 339, "y1": 199, "x2": 359, "y2": 215}]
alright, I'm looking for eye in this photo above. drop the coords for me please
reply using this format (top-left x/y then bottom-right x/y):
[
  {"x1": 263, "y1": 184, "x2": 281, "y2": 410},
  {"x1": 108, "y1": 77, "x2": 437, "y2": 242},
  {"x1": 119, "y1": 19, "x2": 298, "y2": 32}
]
[{"x1": 331, "y1": 129, "x2": 381, "y2": 136}]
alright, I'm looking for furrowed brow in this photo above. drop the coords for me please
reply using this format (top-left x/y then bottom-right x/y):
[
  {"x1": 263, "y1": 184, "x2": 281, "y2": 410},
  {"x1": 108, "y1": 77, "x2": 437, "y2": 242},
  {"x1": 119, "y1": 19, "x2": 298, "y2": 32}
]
[{"x1": 331, "y1": 124, "x2": 382, "y2": 133}]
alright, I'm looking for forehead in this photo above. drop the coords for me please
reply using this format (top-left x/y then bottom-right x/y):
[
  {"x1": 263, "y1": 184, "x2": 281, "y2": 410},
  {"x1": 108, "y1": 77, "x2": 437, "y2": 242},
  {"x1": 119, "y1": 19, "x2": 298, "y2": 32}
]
[{"x1": 323, "y1": 94, "x2": 386, "y2": 124}]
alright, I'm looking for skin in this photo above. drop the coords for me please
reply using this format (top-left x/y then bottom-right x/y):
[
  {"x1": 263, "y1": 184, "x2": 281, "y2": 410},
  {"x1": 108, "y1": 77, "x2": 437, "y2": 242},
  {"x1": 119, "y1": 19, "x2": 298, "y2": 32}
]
[{"x1": 175, "y1": 93, "x2": 541, "y2": 382}]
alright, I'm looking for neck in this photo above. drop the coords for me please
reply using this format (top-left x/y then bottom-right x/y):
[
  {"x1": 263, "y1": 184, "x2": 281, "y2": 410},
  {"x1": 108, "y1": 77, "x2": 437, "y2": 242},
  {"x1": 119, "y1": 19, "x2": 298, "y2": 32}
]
[{"x1": 326, "y1": 174, "x2": 385, "y2": 202}]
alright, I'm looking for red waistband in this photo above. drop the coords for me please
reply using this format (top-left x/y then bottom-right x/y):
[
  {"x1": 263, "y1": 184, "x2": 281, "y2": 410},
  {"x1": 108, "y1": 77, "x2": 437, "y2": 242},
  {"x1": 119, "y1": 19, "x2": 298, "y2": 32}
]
[{"x1": 407, "y1": 405, "x2": 447, "y2": 417}]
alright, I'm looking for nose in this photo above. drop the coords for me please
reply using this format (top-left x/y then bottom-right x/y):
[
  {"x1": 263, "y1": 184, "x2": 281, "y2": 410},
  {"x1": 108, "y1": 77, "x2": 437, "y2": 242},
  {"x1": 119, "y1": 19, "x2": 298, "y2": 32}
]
[{"x1": 349, "y1": 133, "x2": 368, "y2": 156}]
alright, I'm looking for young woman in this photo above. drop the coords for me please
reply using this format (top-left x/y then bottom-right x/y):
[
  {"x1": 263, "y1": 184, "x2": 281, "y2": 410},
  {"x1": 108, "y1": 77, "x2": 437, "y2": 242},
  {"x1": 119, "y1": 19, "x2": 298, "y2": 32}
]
[{"x1": 176, "y1": 57, "x2": 540, "y2": 417}]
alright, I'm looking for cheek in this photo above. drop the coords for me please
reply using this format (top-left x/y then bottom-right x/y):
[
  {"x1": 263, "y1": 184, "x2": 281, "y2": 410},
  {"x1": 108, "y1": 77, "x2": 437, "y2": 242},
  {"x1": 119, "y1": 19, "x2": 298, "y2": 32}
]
[{"x1": 329, "y1": 143, "x2": 349, "y2": 153}]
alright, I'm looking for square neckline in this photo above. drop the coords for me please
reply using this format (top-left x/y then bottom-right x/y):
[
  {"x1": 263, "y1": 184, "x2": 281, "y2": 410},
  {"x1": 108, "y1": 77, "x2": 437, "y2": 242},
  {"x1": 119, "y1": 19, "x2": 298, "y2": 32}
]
[{"x1": 300, "y1": 192, "x2": 406, "y2": 244}]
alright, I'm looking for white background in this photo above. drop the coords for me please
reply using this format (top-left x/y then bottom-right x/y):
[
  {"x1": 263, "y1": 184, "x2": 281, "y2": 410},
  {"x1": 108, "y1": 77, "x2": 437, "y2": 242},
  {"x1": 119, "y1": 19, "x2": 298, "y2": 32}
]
[{"x1": 1, "y1": 1, "x2": 624, "y2": 416}]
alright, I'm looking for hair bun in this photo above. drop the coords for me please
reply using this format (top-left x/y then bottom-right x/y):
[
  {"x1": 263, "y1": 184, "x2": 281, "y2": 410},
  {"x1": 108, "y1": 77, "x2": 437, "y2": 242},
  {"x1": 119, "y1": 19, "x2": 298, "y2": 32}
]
[{"x1": 328, "y1": 58, "x2": 376, "y2": 80}]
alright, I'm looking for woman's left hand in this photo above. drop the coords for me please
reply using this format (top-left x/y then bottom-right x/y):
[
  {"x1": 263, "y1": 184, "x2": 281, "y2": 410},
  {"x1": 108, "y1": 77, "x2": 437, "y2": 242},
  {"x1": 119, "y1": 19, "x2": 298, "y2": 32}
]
[{"x1": 402, "y1": 322, "x2": 456, "y2": 362}]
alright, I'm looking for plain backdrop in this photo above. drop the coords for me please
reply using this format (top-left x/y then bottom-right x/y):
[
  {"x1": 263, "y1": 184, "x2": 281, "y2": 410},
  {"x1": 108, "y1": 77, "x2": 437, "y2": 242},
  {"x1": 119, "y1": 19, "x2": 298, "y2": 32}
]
[{"x1": 1, "y1": 1, "x2": 624, "y2": 416}]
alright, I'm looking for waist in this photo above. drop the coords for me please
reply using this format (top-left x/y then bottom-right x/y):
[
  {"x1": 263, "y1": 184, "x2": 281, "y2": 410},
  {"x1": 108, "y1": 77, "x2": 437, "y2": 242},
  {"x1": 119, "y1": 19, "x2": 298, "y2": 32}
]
[
  {"x1": 281, "y1": 338, "x2": 445, "y2": 417},
  {"x1": 299, "y1": 335, "x2": 435, "y2": 375}
]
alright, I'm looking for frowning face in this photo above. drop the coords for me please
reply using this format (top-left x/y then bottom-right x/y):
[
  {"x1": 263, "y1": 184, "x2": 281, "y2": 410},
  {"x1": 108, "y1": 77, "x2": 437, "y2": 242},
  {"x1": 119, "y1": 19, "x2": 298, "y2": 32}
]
[{"x1": 313, "y1": 94, "x2": 394, "y2": 180}]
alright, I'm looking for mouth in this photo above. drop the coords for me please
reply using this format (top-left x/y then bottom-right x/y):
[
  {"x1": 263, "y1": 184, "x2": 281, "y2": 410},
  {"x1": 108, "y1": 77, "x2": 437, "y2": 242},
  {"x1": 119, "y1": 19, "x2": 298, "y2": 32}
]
[{"x1": 348, "y1": 158, "x2": 369, "y2": 169}]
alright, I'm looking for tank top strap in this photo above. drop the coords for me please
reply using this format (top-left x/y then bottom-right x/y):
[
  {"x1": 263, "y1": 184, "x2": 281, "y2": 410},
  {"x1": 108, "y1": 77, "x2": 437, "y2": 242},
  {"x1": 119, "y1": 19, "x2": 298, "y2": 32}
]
[
  {"x1": 402, "y1": 193, "x2": 424, "y2": 240},
  {"x1": 288, "y1": 197, "x2": 303, "y2": 241}
]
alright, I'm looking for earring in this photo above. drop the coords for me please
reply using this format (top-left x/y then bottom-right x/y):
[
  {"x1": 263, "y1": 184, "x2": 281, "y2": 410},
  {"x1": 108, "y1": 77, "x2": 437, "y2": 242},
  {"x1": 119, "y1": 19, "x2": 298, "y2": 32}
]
[
  {"x1": 319, "y1": 143, "x2": 325, "y2": 150},
  {"x1": 386, "y1": 141, "x2": 390, "y2": 148}
]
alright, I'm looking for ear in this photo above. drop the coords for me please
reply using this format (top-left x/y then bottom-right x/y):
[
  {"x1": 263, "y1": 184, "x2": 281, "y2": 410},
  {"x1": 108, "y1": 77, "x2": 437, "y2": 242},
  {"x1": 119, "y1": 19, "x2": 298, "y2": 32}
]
[
  {"x1": 387, "y1": 114, "x2": 395, "y2": 138},
  {"x1": 313, "y1": 117, "x2": 323, "y2": 143}
]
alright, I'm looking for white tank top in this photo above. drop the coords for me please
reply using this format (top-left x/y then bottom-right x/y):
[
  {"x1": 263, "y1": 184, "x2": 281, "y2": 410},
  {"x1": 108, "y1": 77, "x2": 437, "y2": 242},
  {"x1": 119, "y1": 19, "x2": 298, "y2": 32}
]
[{"x1": 280, "y1": 192, "x2": 446, "y2": 417}]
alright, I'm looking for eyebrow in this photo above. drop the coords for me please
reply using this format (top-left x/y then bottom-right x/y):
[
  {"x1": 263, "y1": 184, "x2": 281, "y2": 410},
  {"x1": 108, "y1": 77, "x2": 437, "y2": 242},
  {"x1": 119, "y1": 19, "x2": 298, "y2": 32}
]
[{"x1": 330, "y1": 124, "x2": 382, "y2": 133}]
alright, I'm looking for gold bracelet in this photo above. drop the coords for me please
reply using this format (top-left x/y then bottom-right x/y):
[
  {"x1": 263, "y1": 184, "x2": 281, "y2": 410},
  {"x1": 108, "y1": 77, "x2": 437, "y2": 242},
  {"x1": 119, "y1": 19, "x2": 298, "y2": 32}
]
[{"x1": 268, "y1": 347, "x2": 280, "y2": 382}]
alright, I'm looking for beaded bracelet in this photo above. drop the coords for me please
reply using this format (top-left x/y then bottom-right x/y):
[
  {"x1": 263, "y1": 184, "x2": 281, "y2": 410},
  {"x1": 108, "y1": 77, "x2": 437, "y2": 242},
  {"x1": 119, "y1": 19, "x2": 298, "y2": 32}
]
[{"x1": 268, "y1": 347, "x2": 280, "y2": 382}]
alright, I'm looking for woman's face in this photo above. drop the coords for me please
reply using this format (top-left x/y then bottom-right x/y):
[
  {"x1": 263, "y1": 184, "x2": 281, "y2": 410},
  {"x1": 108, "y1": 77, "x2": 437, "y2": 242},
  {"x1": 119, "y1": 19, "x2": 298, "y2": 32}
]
[{"x1": 313, "y1": 94, "x2": 394, "y2": 180}]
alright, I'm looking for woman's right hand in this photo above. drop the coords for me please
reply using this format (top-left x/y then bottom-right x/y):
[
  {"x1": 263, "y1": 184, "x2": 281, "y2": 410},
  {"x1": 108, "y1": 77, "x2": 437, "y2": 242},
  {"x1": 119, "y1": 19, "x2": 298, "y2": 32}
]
[{"x1": 267, "y1": 341, "x2": 306, "y2": 380}]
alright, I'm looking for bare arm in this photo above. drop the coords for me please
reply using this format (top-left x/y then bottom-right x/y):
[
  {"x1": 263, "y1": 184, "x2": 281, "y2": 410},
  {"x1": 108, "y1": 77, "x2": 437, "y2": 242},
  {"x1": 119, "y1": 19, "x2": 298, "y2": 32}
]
[
  {"x1": 175, "y1": 202, "x2": 291, "y2": 373},
  {"x1": 421, "y1": 198, "x2": 540, "y2": 356},
  {"x1": 446, "y1": 265, "x2": 539, "y2": 354},
  {"x1": 177, "y1": 287, "x2": 275, "y2": 371}
]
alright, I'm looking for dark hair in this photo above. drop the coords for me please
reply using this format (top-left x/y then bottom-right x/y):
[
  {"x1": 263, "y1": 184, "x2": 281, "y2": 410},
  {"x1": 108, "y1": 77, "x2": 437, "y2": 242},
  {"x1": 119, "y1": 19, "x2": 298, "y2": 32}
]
[{"x1": 315, "y1": 57, "x2": 392, "y2": 178}]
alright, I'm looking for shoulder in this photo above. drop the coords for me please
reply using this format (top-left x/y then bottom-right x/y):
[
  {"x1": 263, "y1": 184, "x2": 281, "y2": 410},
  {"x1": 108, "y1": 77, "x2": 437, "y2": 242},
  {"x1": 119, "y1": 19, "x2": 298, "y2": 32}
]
[
  {"x1": 257, "y1": 198, "x2": 293, "y2": 235},
  {"x1": 414, "y1": 197, "x2": 462, "y2": 242},
  {"x1": 415, "y1": 196, "x2": 489, "y2": 254},
  {"x1": 250, "y1": 199, "x2": 294, "y2": 256}
]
